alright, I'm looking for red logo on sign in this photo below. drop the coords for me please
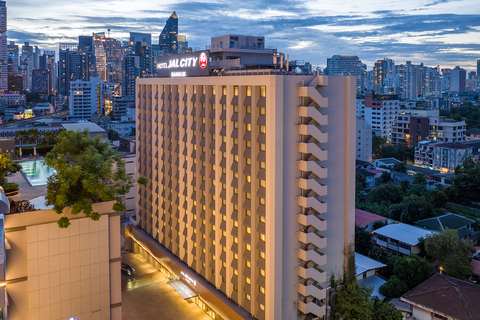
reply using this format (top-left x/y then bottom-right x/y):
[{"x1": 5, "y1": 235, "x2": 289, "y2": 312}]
[{"x1": 199, "y1": 52, "x2": 207, "y2": 69}]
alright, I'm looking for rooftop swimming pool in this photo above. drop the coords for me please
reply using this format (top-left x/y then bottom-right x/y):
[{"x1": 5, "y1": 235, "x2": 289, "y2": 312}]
[{"x1": 20, "y1": 160, "x2": 56, "y2": 186}]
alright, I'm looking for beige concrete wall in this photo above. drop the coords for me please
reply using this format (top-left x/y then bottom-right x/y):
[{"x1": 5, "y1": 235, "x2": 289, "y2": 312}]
[{"x1": 4, "y1": 202, "x2": 121, "y2": 320}]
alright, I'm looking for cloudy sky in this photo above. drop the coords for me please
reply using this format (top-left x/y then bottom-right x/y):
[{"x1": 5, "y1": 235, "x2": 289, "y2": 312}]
[{"x1": 5, "y1": 0, "x2": 480, "y2": 70}]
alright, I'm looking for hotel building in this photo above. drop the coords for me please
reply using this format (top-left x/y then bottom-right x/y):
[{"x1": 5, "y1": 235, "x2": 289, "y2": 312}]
[{"x1": 132, "y1": 62, "x2": 355, "y2": 319}]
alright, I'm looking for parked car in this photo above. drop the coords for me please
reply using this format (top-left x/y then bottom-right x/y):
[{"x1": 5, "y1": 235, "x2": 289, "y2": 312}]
[{"x1": 121, "y1": 263, "x2": 135, "y2": 276}]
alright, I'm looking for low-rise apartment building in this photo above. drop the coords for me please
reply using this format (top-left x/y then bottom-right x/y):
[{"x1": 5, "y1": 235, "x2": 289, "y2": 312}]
[
  {"x1": 358, "y1": 94, "x2": 399, "y2": 140},
  {"x1": 374, "y1": 223, "x2": 433, "y2": 255}
]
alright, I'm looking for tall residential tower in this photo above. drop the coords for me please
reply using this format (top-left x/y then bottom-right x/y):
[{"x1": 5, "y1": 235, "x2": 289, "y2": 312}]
[
  {"x1": 159, "y1": 11, "x2": 178, "y2": 53},
  {"x1": 0, "y1": 1, "x2": 7, "y2": 92}
]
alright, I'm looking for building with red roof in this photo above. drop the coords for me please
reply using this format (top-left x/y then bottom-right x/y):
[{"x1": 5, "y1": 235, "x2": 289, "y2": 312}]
[{"x1": 355, "y1": 209, "x2": 388, "y2": 232}]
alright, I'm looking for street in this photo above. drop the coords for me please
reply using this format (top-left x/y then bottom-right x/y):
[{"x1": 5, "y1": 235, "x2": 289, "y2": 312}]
[{"x1": 121, "y1": 253, "x2": 210, "y2": 320}]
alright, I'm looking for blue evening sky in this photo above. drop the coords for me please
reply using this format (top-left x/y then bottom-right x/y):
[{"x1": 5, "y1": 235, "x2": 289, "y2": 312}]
[{"x1": 5, "y1": 0, "x2": 480, "y2": 70}]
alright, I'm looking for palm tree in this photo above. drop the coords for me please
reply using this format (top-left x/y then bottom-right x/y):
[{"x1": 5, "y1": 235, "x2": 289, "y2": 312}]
[
  {"x1": 27, "y1": 128, "x2": 41, "y2": 156},
  {"x1": 43, "y1": 130, "x2": 55, "y2": 146}
]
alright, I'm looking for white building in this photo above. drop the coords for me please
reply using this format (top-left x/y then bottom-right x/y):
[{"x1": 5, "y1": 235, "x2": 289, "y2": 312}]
[
  {"x1": 374, "y1": 223, "x2": 433, "y2": 255},
  {"x1": 356, "y1": 117, "x2": 372, "y2": 162},
  {"x1": 363, "y1": 94, "x2": 399, "y2": 141},
  {"x1": 0, "y1": 93, "x2": 26, "y2": 106},
  {"x1": 326, "y1": 55, "x2": 365, "y2": 93},
  {"x1": 69, "y1": 77, "x2": 114, "y2": 120}
]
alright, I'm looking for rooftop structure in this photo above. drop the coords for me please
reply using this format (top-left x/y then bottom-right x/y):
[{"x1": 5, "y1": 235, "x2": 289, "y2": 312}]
[
  {"x1": 415, "y1": 213, "x2": 474, "y2": 239},
  {"x1": 401, "y1": 274, "x2": 480, "y2": 320},
  {"x1": 375, "y1": 223, "x2": 433, "y2": 247},
  {"x1": 355, "y1": 209, "x2": 388, "y2": 232}
]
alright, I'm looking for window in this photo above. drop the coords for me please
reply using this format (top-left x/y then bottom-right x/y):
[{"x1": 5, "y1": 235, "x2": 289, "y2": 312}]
[
  {"x1": 259, "y1": 215, "x2": 266, "y2": 223},
  {"x1": 259, "y1": 286, "x2": 265, "y2": 294},
  {"x1": 246, "y1": 260, "x2": 251, "y2": 268},
  {"x1": 259, "y1": 161, "x2": 266, "y2": 169},
  {"x1": 260, "y1": 303, "x2": 265, "y2": 311},
  {"x1": 246, "y1": 226, "x2": 251, "y2": 234},
  {"x1": 246, "y1": 192, "x2": 251, "y2": 200},
  {"x1": 234, "y1": 253, "x2": 238, "y2": 260},
  {"x1": 246, "y1": 123, "x2": 252, "y2": 131},
  {"x1": 246, "y1": 158, "x2": 251, "y2": 165},
  {"x1": 233, "y1": 236, "x2": 238, "y2": 244},
  {"x1": 233, "y1": 284, "x2": 238, "y2": 292},
  {"x1": 246, "y1": 105, "x2": 251, "y2": 114},
  {"x1": 245, "y1": 293, "x2": 251, "y2": 301},
  {"x1": 259, "y1": 233, "x2": 266, "y2": 241},
  {"x1": 246, "y1": 175, "x2": 251, "y2": 183},
  {"x1": 222, "y1": 246, "x2": 226, "y2": 252},
  {"x1": 259, "y1": 125, "x2": 266, "y2": 134},
  {"x1": 246, "y1": 86, "x2": 252, "y2": 97},
  {"x1": 259, "y1": 179, "x2": 266, "y2": 188},
  {"x1": 233, "y1": 269, "x2": 238, "y2": 276},
  {"x1": 234, "y1": 86, "x2": 238, "y2": 96},
  {"x1": 259, "y1": 197, "x2": 266, "y2": 205},
  {"x1": 260, "y1": 86, "x2": 266, "y2": 97},
  {"x1": 259, "y1": 250, "x2": 266, "y2": 259},
  {"x1": 246, "y1": 277, "x2": 251, "y2": 285},
  {"x1": 259, "y1": 268, "x2": 266, "y2": 277},
  {"x1": 245, "y1": 209, "x2": 251, "y2": 217},
  {"x1": 260, "y1": 107, "x2": 266, "y2": 115},
  {"x1": 246, "y1": 243, "x2": 251, "y2": 251}
]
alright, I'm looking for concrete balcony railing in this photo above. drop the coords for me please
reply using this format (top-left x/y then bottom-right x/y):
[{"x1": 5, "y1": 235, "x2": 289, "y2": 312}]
[
  {"x1": 297, "y1": 142, "x2": 328, "y2": 161},
  {"x1": 296, "y1": 196, "x2": 327, "y2": 214},
  {"x1": 297, "y1": 230, "x2": 327, "y2": 249},
  {"x1": 297, "y1": 280, "x2": 326, "y2": 300},
  {"x1": 297, "y1": 263, "x2": 327, "y2": 283},
  {"x1": 297, "y1": 106, "x2": 328, "y2": 126},
  {"x1": 296, "y1": 212, "x2": 327, "y2": 232},
  {"x1": 298, "y1": 86, "x2": 328, "y2": 108},
  {"x1": 296, "y1": 246, "x2": 327, "y2": 266},
  {"x1": 297, "y1": 124, "x2": 328, "y2": 143},
  {"x1": 297, "y1": 297, "x2": 326, "y2": 318},
  {"x1": 296, "y1": 160, "x2": 327, "y2": 179},
  {"x1": 296, "y1": 178, "x2": 327, "y2": 197}
]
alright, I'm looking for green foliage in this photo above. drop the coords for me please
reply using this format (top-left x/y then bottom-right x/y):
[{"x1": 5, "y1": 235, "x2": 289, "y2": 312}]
[
  {"x1": 393, "y1": 254, "x2": 435, "y2": 289},
  {"x1": 355, "y1": 225, "x2": 373, "y2": 256},
  {"x1": 107, "y1": 129, "x2": 120, "y2": 141},
  {"x1": 377, "y1": 171, "x2": 392, "y2": 185},
  {"x1": 44, "y1": 129, "x2": 139, "y2": 228},
  {"x1": 379, "y1": 276, "x2": 409, "y2": 299},
  {"x1": 399, "y1": 194, "x2": 435, "y2": 224},
  {"x1": 449, "y1": 157, "x2": 480, "y2": 205},
  {"x1": 440, "y1": 103, "x2": 480, "y2": 130},
  {"x1": 412, "y1": 172, "x2": 427, "y2": 186},
  {"x1": 442, "y1": 256, "x2": 473, "y2": 280},
  {"x1": 0, "y1": 149, "x2": 22, "y2": 187},
  {"x1": 372, "y1": 297, "x2": 404, "y2": 320},
  {"x1": 431, "y1": 190, "x2": 449, "y2": 208},
  {"x1": 356, "y1": 172, "x2": 367, "y2": 196},
  {"x1": 424, "y1": 229, "x2": 475, "y2": 262},
  {"x1": 367, "y1": 184, "x2": 403, "y2": 205},
  {"x1": 373, "y1": 135, "x2": 387, "y2": 158},
  {"x1": 392, "y1": 163, "x2": 407, "y2": 173},
  {"x1": 387, "y1": 203, "x2": 403, "y2": 221},
  {"x1": 373, "y1": 220, "x2": 387, "y2": 230},
  {"x1": 333, "y1": 281, "x2": 373, "y2": 320},
  {"x1": 3, "y1": 182, "x2": 19, "y2": 193},
  {"x1": 400, "y1": 180, "x2": 410, "y2": 193}
]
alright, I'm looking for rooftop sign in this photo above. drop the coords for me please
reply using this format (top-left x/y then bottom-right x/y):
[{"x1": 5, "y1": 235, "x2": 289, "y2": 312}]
[{"x1": 157, "y1": 51, "x2": 210, "y2": 78}]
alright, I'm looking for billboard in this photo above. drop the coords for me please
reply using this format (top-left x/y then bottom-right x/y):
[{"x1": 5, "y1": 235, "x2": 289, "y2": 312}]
[{"x1": 156, "y1": 51, "x2": 210, "y2": 78}]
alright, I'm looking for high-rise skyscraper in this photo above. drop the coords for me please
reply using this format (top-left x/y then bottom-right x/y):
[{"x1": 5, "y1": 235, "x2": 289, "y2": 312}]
[
  {"x1": 92, "y1": 33, "x2": 107, "y2": 81},
  {"x1": 7, "y1": 41, "x2": 19, "y2": 73},
  {"x1": 450, "y1": 66, "x2": 466, "y2": 93},
  {"x1": 58, "y1": 43, "x2": 94, "y2": 96},
  {"x1": 133, "y1": 68, "x2": 356, "y2": 320},
  {"x1": 31, "y1": 69, "x2": 50, "y2": 95},
  {"x1": 374, "y1": 58, "x2": 394, "y2": 93},
  {"x1": 0, "y1": 1, "x2": 7, "y2": 92},
  {"x1": 326, "y1": 55, "x2": 365, "y2": 93},
  {"x1": 129, "y1": 32, "x2": 151, "y2": 46},
  {"x1": 159, "y1": 11, "x2": 178, "y2": 53},
  {"x1": 103, "y1": 37, "x2": 122, "y2": 89},
  {"x1": 477, "y1": 58, "x2": 480, "y2": 77}
]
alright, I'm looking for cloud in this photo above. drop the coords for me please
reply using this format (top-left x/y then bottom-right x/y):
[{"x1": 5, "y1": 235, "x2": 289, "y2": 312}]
[{"x1": 3, "y1": 0, "x2": 480, "y2": 70}]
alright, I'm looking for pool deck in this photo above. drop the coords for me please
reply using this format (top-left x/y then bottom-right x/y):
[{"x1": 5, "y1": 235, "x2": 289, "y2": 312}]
[{"x1": 8, "y1": 171, "x2": 47, "y2": 202}]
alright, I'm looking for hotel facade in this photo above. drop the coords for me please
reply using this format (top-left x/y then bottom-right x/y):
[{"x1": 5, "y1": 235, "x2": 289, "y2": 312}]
[{"x1": 133, "y1": 70, "x2": 355, "y2": 320}]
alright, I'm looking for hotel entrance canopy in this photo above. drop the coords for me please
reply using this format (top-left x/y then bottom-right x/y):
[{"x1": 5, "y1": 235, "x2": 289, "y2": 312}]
[{"x1": 167, "y1": 280, "x2": 198, "y2": 300}]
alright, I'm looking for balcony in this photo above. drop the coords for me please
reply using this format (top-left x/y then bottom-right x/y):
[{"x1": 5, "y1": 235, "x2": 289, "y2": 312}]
[
  {"x1": 297, "y1": 279, "x2": 326, "y2": 300},
  {"x1": 296, "y1": 178, "x2": 327, "y2": 197},
  {"x1": 296, "y1": 212, "x2": 327, "y2": 232},
  {"x1": 297, "y1": 142, "x2": 328, "y2": 161},
  {"x1": 296, "y1": 160, "x2": 327, "y2": 179},
  {"x1": 298, "y1": 124, "x2": 328, "y2": 143},
  {"x1": 297, "y1": 230, "x2": 327, "y2": 249},
  {"x1": 297, "y1": 297, "x2": 326, "y2": 318},
  {"x1": 297, "y1": 106, "x2": 328, "y2": 125},
  {"x1": 297, "y1": 245, "x2": 327, "y2": 266},
  {"x1": 296, "y1": 196, "x2": 327, "y2": 214},
  {"x1": 298, "y1": 86, "x2": 328, "y2": 108},
  {"x1": 297, "y1": 261, "x2": 327, "y2": 283}
]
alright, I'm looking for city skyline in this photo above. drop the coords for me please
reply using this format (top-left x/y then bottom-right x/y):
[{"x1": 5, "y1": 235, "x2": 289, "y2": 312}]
[{"x1": 4, "y1": 0, "x2": 480, "y2": 70}]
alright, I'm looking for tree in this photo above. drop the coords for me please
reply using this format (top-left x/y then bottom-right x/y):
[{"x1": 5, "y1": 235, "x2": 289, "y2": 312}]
[
  {"x1": 333, "y1": 281, "x2": 373, "y2": 320},
  {"x1": 107, "y1": 129, "x2": 120, "y2": 141},
  {"x1": 392, "y1": 163, "x2": 406, "y2": 173},
  {"x1": 387, "y1": 203, "x2": 403, "y2": 221},
  {"x1": 355, "y1": 225, "x2": 373, "y2": 256},
  {"x1": 27, "y1": 128, "x2": 41, "y2": 156},
  {"x1": 399, "y1": 194, "x2": 435, "y2": 224},
  {"x1": 424, "y1": 229, "x2": 475, "y2": 262},
  {"x1": 449, "y1": 157, "x2": 480, "y2": 204},
  {"x1": 373, "y1": 135, "x2": 387, "y2": 158},
  {"x1": 372, "y1": 298, "x2": 403, "y2": 320},
  {"x1": 393, "y1": 254, "x2": 435, "y2": 289},
  {"x1": 431, "y1": 190, "x2": 449, "y2": 208},
  {"x1": 412, "y1": 172, "x2": 427, "y2": 186},
  {"x1": 0, "y1": 149, "x2": 22, "y2": 187},
  {"x1": 44, "y1": 129, "x2": 147, "y2": 228},
  {"x1": 378, "y1": 275, "x2": 409, "y2": 299},
  {"x1": 400, "y1": 180, "x2": 410, "y2": 193},
  {"x1": 356, "y1": 172, "x2": 367, "y2": 196},
  {"x1": 442, "y1": 256, "x2": 473, "y2": 280},
  {"x1": 367, "y1": 184, "x2": 403, "y2": 205},
  {"x1": 42, "y1": 130, "x2": 55, "y2": 146},
  {"x1": 377, "y1": 171, "x2": 392, "y2": 185}
]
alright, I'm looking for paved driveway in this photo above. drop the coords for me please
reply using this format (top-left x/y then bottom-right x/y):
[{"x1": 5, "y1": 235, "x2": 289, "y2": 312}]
[{"x1": 121, "y1": 253, "x2": 210, "y2": 320}]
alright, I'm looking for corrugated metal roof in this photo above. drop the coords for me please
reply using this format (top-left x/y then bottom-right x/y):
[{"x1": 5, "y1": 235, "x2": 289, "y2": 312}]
[
  {"x1": 374, "y1": 223, "x2": 434, "y2": 246},
  {"x1": 355, "y1": 253, "x2": 386, "y2": 276}
]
